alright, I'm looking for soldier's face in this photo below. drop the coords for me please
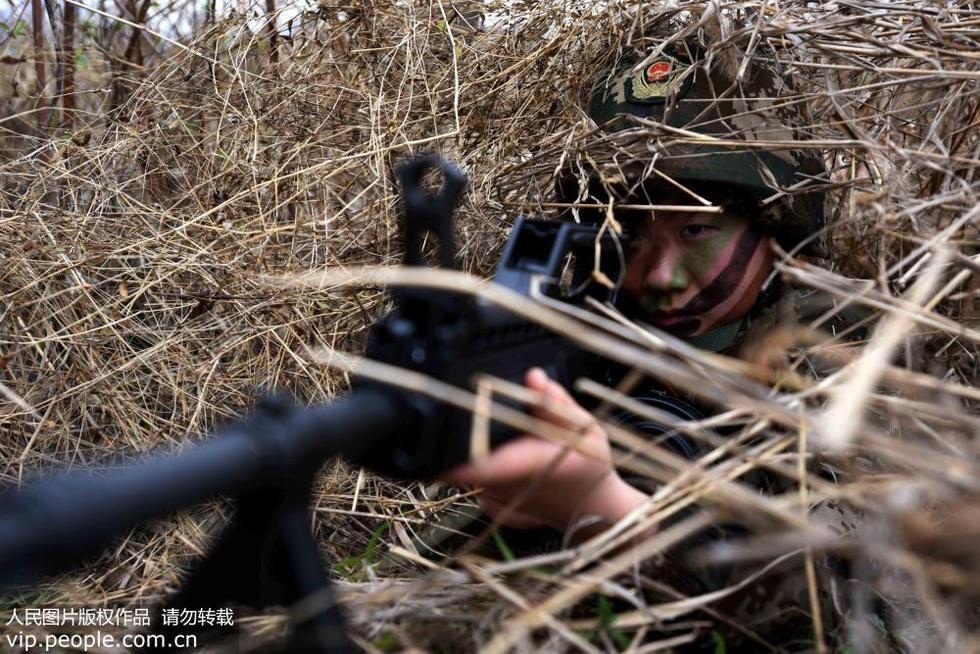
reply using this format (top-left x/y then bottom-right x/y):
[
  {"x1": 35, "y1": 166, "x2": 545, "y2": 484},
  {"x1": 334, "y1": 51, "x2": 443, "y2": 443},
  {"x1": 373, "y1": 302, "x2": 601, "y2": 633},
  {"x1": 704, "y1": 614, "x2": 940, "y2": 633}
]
[{"x1": 620, "y1": 201, "x2": 774, "y2": 338}]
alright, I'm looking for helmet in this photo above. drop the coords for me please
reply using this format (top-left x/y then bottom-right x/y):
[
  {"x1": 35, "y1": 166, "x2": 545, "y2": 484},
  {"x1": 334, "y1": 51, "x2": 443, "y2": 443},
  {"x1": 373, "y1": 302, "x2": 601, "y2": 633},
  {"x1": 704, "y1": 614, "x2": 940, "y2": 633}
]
[{"x1": 561, "y1": 45, "x2": 827, "y2": 255}]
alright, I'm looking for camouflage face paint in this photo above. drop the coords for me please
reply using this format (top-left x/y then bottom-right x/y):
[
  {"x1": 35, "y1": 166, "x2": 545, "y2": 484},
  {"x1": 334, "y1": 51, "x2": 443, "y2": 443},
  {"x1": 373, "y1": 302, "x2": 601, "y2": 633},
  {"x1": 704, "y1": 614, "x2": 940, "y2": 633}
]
[
  {"x1": 676, "y1": 214, "x2": 745, "y2": 280},
  {"x1": 670, "y1": 225, "x2": 763, "y2": 315},
  {"x1": 621, "y1": 209, "x2": 773, "y2": 337}
]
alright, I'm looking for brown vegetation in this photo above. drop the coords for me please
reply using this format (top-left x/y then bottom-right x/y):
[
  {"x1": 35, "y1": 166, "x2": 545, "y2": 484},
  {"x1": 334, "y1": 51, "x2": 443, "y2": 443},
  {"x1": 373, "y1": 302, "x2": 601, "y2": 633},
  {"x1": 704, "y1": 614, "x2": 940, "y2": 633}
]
[{"x1": 1, "y1": 0, "x2": 979, "y2": 651}]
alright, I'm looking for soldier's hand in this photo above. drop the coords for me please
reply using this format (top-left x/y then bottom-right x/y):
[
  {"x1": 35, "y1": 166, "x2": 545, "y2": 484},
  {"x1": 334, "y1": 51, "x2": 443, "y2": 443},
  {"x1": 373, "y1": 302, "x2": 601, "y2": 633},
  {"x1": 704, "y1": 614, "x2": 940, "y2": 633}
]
[{"x1": 441, "y1": 368, "x2": 648, "y2": 541}]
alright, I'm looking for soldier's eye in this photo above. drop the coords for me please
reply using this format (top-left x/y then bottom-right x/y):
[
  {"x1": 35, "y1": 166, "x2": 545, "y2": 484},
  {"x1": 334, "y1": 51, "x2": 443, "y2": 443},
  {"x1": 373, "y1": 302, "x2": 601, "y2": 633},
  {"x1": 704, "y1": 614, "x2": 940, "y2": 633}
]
[
  {"x1": 624, "y1": 230, "x2": 645, "y2": 248},
  {"x1": 680, "y1": 224, "x2": 717, "y2": 239}
]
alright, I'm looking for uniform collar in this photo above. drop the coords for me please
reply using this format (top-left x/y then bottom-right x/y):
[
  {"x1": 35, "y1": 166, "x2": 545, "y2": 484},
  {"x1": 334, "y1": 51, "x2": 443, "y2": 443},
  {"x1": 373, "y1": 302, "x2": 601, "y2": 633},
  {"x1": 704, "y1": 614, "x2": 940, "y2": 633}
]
[{"x1": 684, "y1": 317, "x2": 746, "y2": 353}]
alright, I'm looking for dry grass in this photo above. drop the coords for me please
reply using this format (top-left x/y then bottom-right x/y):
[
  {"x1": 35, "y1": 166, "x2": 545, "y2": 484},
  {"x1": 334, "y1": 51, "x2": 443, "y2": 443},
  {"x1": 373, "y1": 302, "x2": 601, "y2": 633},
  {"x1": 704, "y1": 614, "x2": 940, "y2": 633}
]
[{"x1": 1, "y1": 0, "x2": 980, "y2": 651}]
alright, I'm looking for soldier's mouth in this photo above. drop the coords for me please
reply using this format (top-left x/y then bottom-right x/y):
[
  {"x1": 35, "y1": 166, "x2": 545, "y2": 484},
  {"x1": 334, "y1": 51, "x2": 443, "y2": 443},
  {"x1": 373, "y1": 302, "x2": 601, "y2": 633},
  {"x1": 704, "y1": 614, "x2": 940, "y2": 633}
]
[
  {"x1": 650, "y1": 309, "x2": 692, "y2": 322},
  {"x1": 620, "y1": 295, "x2": 702, "y2": 335},
  {"x1": 650, "y1": 312, "x2": 701, "y2": 335}
]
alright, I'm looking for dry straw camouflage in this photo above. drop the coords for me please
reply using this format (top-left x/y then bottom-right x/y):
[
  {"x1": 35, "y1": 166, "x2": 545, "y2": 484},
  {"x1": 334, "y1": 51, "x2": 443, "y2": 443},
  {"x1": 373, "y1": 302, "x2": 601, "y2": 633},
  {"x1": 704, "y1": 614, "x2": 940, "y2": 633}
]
[{"x1": 564, "y1": 45, "x2": 828, "y2": 254}]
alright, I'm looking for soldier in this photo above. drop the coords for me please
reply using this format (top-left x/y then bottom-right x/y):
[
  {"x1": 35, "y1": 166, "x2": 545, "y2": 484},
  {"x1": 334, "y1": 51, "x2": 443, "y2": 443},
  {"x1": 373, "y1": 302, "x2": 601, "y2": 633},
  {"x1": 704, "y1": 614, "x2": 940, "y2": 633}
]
[
  {"x1": 443, "y1": 44, "x2": 851, "y2": 648},
  {"x1": 445, "y1": 43, "x2": 831, "y2": 536}
]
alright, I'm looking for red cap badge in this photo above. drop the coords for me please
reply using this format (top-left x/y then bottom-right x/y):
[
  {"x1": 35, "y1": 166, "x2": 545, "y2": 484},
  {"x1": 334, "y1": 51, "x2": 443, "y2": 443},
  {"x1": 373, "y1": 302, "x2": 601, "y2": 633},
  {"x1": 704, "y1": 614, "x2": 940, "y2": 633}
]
[{"x1": 645, "y1": 62, "x2": 671, "y2": 83}]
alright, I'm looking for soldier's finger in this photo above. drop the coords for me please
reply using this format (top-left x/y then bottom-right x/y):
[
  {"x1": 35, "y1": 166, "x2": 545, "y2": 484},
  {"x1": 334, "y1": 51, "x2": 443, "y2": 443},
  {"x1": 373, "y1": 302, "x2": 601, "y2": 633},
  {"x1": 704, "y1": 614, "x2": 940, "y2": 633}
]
[
  {"x1": 440, "y1": 436, "x2": 561, "y2": 487},
  {"x1": 525, "y1": 368, "x2": 594, "y2": 433}
]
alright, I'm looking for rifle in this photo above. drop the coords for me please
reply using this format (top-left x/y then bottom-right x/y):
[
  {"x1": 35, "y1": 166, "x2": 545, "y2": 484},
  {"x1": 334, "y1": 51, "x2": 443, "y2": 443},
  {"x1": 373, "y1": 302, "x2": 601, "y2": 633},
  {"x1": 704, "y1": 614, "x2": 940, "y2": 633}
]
[{"x1": 0, "y1": 155, "x2": 627, "y2": 651}]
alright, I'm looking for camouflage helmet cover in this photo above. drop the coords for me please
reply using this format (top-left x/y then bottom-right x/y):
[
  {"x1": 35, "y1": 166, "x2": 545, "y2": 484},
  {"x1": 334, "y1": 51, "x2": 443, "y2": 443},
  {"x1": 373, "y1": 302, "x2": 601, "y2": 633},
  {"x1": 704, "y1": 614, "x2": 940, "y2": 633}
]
[{"x1": 567, "y1": 46, "x2": 826, "y2": 254}]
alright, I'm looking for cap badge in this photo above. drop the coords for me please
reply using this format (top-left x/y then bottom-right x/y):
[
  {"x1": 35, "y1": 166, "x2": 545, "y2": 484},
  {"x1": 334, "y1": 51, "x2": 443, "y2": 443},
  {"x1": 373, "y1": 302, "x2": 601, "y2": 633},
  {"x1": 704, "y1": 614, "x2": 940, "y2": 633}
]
[
  {"x1": 645, "y1": 62, "x2": 671, "y2": 83},
  {"x1": 626, "y1": 58, "x2": 686, "y2": 104}
]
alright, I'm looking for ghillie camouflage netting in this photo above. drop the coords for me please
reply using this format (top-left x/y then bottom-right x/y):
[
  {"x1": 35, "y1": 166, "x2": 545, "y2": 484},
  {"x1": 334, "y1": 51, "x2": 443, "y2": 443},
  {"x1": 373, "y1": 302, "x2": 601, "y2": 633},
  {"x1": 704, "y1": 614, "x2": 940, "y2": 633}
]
[{"x1": 1, "y1": 0, "x2": 979, "y2": 651}]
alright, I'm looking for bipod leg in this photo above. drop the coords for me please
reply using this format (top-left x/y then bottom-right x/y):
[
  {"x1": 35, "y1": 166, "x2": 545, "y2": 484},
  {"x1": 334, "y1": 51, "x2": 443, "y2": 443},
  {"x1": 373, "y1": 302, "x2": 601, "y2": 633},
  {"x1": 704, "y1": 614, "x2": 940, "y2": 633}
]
[{"x1": 150, "y1": 477, "x2": 354, "y2": 653}]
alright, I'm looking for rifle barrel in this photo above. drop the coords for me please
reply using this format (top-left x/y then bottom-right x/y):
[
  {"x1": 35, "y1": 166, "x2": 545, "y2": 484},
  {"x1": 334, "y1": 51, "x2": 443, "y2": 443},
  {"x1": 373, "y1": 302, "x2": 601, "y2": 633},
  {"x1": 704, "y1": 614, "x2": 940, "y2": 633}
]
[{"x1": 0, "y1": 388, "x2": 403, "y2": 587}]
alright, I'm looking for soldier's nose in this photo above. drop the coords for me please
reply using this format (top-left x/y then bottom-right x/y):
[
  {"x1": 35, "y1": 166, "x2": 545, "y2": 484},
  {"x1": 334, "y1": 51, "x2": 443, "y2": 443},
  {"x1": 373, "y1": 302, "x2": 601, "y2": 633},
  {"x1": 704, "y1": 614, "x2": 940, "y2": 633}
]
[{"x1": 644, "y1": 247, "x2": 688, "y2": 292}]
